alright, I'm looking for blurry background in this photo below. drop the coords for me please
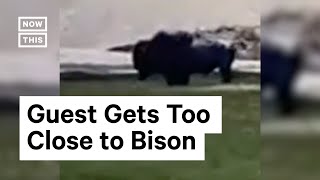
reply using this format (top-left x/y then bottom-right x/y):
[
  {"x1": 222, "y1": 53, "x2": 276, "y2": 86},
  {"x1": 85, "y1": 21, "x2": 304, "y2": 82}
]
[
  {"x1": 0, "y1": 0, "x2": 60, "y2": 104},
  {"x1": 261, "y1": 0, "x2": 320, "y2": 180},
  {"x1": 60, "y1": 0, "x2": 259, "y2": 48},
  {"x1": 60, "y1": 1, "x2": 260, "y2": 180},
  {"x1": 0, "y1": 0, "x2": 59, "y2": 179},
  {"x1": 59, "y1": 0, "x2": 260, "y2": 73}
]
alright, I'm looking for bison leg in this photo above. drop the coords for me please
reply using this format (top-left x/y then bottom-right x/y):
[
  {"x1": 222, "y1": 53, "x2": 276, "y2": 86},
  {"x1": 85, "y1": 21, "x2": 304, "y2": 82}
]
[
  {"x1": 165, "y1": 73, "x2": 190, "y2": 86},
  {"x1": 202, "y1": 70, "x2": 213, "y2": 77},
  {"x1": 277, "y1": 81, "x2": 295, "y2": 114},
  {"x1": 137, "y1": 69, "x2": 150, "y2": 80},
  {"x1": 176, "y1": 74, "x2": 190, "y2": 85},
  {"x1": 279, "y1": 95, "x2": 294, "y2": 114},
  {"x1": 220, "y1": 67, "x2": 232, "y2": 83}
]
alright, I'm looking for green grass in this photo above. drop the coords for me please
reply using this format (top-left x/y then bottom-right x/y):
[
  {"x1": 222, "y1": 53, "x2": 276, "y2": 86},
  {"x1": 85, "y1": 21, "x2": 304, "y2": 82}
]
[
  {"x1": 60, "y1": 79, "x2": 260, "y2": 180},
  {"x1": 262, "y1": 136, "x2": 320, "y2": 180},
  {"x1": 60, "y1": 72, "x2": 260, "y2": 96},
  {"x1": 4, "y1": 72, "x2": 320, "y2": 179},
  {"x1": 0, "y1": 113, "x2": 59, "y2": 180}
]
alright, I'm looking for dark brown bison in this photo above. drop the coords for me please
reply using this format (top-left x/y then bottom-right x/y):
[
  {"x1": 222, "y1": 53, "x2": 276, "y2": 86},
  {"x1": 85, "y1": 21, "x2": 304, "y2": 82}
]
[
  {"x1": 261, "y1": 43, "x2": 302, "y2": 114},
  {"x1": 132, "y1": 31, "x2": 237, "y2": 86}
]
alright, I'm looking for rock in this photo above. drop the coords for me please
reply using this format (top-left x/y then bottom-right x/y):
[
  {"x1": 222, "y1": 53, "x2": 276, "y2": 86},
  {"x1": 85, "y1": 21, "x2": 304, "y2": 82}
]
[{"x1": 193, "y1": 25, "x2": 260, "y2": 60}]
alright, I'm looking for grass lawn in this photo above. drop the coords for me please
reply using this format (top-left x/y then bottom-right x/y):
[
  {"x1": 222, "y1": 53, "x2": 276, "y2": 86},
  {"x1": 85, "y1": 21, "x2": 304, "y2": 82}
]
[
  {"x1": 60, "y1": 72, "x2": 260, "y2": 96},
  {"x1": 2, "y1": 73, "x2": 319, "y2": 180},
  {"x1": 0, "y1": 113, "x2": 59, "y2": 180},
  {"x1": 60, "y1": 79, "x2": 260, "y2": 180},
  {"x1": 262, "y1": 136, "x2": 320, "y2": 180}
]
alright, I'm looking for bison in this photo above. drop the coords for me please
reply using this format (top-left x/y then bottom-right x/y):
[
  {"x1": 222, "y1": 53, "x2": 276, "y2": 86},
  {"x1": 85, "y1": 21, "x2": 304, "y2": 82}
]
[
  {"x1": 261, "y1": 43, "x2": 302, "y2": 114},
  {"x1": 132, "y1": 31, "x2": 237, "y2": 86}
]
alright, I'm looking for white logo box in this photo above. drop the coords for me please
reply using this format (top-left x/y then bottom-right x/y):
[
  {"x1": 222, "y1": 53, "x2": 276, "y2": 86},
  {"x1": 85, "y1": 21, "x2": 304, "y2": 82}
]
[
  {"x1": 18, "y1": 32, "x2": 47, "y2": 48},
  {"x1": 18, "y1": 16, "x2": 47, "y2": 32}
]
